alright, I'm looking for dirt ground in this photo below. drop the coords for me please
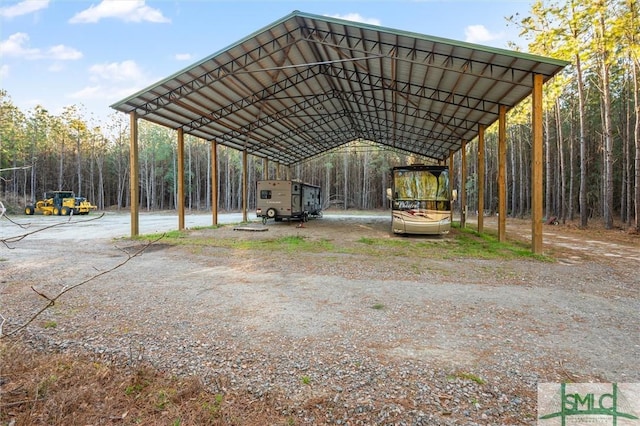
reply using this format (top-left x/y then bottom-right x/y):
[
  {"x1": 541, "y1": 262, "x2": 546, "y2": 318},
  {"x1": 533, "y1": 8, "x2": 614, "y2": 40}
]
[{"x1": 0, "y1": 211, "x2": 639, "y2": 425}]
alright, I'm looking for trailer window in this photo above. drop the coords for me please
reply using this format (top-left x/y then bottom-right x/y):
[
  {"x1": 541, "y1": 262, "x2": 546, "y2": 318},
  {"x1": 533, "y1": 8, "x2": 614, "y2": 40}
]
[{"x1": 260, "y1": 190, "x2": 272, "y2": 199}]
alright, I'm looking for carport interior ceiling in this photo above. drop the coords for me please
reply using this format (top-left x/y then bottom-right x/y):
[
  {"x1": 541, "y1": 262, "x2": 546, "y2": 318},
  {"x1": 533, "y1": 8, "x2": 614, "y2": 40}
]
[{"x1": 110, "y1": 10, "x2": 568, "y2": 166}]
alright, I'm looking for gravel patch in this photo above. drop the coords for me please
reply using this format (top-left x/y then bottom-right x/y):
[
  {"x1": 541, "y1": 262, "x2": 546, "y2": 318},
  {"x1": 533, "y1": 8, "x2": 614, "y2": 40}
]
[{"x1": 1, "y1": 213, "x2": 638, "y2": 424}]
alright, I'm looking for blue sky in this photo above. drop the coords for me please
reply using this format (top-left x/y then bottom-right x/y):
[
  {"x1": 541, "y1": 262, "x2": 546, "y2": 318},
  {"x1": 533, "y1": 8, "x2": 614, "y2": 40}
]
[{"x1": 0, "y1": 0, "x2": 534, "y2": 123}]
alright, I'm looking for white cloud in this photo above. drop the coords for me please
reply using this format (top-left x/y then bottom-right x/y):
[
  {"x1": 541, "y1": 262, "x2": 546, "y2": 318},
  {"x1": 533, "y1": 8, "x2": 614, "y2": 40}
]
[
  {"x1": 69, "y1": 84, "x2": 147, "y2": 102},
  {"x1": 71, "y1": 60, "x2": 154, "y2": 103},
  {"x1": 69, "y1": 0, "x2": 170, "y2": 24},
  {"x1": 68, "y1": 85, "x2": 105, "y2": 100},
  {"x1": 175, "y1": 53, "x2": 192, "y2": 61},
  {"x1": 0, "y1": 0, "x2": 49, "y2": 19},
  {"x1": 0, "y1": 32, "x2": 39, "y2": 58},
  {"x1": 0, "y1": 32, "x2": 81, "y2": 60},
  {"x1": 0, "y1": 64, "x2": 9, "y2": 79},
  {"x1": 464, "y1": 25, "x2": 504, "y2": 44},
  {"x1": 88, "y1": 60, "x2": 147, "y2": 83},
  {"x1": 326, "y1": 13, "x2": 381, "y2": 26},
  {"x1": 47, "y1": 44, "x2": 83, "y2": 60}
]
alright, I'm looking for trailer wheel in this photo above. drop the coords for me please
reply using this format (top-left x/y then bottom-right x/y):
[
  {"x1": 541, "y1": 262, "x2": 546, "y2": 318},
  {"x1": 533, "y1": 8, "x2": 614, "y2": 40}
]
[
  {"x1": 262, "y1": 217, "x2": 267, "y2": 225},
  {"x1": 25, "y1": 205, "x2": 35, "y2": 215},
  {"x1": 303, "y1": 212, "x2": 309, "y2": 222},
  {"x1": 266, "y1": 208, "x2": 277, "y2": 219}
]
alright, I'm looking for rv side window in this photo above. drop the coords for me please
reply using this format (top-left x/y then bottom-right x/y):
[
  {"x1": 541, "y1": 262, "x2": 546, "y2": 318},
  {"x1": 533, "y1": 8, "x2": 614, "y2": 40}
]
[{"x1": 260, "y1": 190, "x2": 272, "y2": 199}]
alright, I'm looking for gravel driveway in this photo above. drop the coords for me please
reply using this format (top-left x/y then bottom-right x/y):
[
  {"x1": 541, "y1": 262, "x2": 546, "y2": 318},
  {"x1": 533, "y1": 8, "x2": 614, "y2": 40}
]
[{"x1": 1, "y1": 211, "x2": 638, "y2": 424}]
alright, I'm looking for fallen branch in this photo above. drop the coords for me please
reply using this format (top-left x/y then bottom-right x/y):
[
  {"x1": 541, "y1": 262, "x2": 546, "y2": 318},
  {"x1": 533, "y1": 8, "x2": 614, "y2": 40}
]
[
  {"x1": 0, "y1": 397, "x2": 46, "y2": 409},
  {"x1": 1, "y1": 234, "x2": 165, "y2": 338},
  {"x1": 0, "y1": 208, "x2": 30, "y2": 229}
]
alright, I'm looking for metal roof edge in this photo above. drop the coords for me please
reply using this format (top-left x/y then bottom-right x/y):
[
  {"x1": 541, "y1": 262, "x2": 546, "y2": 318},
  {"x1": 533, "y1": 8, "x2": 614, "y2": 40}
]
[
  {"x1": 110, "y1": 9, "x2": 570, "y2": 112},
  {"x1": 110, "y1": 10, "x2": 303, "y2": 111},
  {"x1": 292, "y1": 10, "x2": 570, "y2": 68}
]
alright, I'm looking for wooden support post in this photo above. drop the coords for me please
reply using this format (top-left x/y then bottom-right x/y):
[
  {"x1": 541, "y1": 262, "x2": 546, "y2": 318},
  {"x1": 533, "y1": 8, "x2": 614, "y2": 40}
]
[
  {"x1": 477, "y1": 125, "x2": 486, "y2": 233},
  {"x1": 275, "y1": 162, "x2": 281, "y2": 180},
  {"x1": 177, "y1": 128, "x2": 185, "y2": 230},
  {"x1": 242, "y1": 150, "x2": 248, "y2": 223},
  {"x1": 498, "y1": 105, "x2": 507, "y2": 242},
  {"x1": 449, "y1": 149, "x2": 454, "y2": 224},
  {"x1": 264, "y1": 158, "x2": 269, "y2": 180},
  {"x1": 129, "y1": 112, "x2": 139, "y2": 237},
  {"x1": 211, "y1": 140, "x2": 218, "y2": 226},
  {"x1": 532, "y1": 74, "x2": 544, "y2": 253},
  {"x1": 460, "y1": 140, "x2": 467, "y2": 228}
]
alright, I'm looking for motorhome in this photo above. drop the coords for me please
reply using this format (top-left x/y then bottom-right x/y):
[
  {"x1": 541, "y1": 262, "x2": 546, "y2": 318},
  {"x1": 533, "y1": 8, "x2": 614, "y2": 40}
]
[
  {"x1": 387, "y1": 165, "x2": 453, "y2": 235},
  {"x1": 256, "y1": 180, "x2": 322, "y2": 224}
]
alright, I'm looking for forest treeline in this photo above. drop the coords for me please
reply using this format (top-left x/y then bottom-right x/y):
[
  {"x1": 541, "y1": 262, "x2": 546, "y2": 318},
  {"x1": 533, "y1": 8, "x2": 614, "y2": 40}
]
[{"x1": 1, "y1": 0, "x2": 638, "y2": 231}]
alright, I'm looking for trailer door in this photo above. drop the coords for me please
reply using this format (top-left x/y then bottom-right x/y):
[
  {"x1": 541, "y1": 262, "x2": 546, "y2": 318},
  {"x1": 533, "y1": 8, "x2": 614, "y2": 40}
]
[{"x1": 291, "y1": 182, "x2": 302, "y2": 215}]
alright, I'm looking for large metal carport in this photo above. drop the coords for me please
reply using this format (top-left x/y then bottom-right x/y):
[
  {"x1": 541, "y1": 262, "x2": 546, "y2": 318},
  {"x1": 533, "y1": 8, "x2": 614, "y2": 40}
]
[{"x1": 110, "y1": 10, "x2": 568, "y2": 253}]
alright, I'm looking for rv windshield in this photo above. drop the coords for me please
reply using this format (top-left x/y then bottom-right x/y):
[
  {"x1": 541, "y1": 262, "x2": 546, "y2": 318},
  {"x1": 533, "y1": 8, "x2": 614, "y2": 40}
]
[{"x1": 393, "y1": 169, "x2": 449, "y2": 201}]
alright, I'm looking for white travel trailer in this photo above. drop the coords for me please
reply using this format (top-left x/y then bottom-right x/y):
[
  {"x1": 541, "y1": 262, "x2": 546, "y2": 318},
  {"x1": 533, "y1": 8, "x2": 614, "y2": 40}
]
[{"x1": 256, "y1": 180, "x2": 322, "y2": 224}]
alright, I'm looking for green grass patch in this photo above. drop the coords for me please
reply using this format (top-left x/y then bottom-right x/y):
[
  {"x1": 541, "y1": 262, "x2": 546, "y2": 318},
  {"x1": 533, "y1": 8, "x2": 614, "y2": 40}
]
[
  {"x1": 137, "y1": 230, "x2": 334, "y2": 253},
  {"x1": 352, "y1": 229, "x2": 552, "y2": 261},
  {"x1": 130, "y1": 230, "x2": 187, "y2": 242},
  {"x1": 190, "y1": 224, "x2": 224, "y2": 231},
  {"x1": 451, "y1": 227, "x2": 551, "y2": 261},
  {"x1": 202, "y1": 393, "x2": 225, "y2": 419},
  {"x1": 43, "y1": 320, "x2": 57, "y2": 329},
  {"x1": 447, "y1": 371, "x2": 486, "y2": 385},
  {"x1": 133, "y1": 223, "x2": 550, "y2": 262},
  {"x1": 356, "y1": 236, "x2": 406, "y2": 247},
  {"x1": 258, "y1": 235, "x2": 334, "y2": 253}
]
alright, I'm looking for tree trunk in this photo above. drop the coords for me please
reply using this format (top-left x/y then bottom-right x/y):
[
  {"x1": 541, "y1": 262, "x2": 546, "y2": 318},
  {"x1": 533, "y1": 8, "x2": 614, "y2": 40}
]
[
  {"x1": 520, "y1": 131, "x2": 528, "y2": 217},
  {"x1": 510, "y1": 127, "x2": 517, "y2": 217},
  {"x1": 89, "y1": 135, "x2": 95, "y2": 206},
  {"x1": 76, "y1": 132, "x2": 82, "y2": 196},
  {"x1": 225, "y1": 150, "x2": 231, "y2": 210},
  {"x1": 601, "y1": 58, "x2": 614, "y2": 229},
  {"x1": 188, "y1": 141, "x2": 192, "y2": 210},
  {"x1": 556, "y1": 99, "x2": 567, "y2": 223},
  {"x1": 206, "y1": 145, "x2": 211, "y2": 210},
  {"x1": 343, "y1": 151, "x2": 348, "y2": 210},
  {"x1": 58, "y1": 133, "x2": 64, "y2": 191},
  {"x1": 577, "y1": 54, "x2": 589, "y2": 228},
  {"x1": 97, "y1": 147, "x2": 105, "y2": 210},
  {"x1": 569, "y1": 108, "x2": 575, "y2": 221},
  {"x1": 325, "y1": 161, "x2": 331, "y2": 208},
  {"x1": 545, "y1": 110, "x2": 552, "y2": 219},
  {"x1": 633, "y1": 58, "x2": 640, "y2": 232},
  {"x1": 622, "y1": 78, "x2": 630, "y2": 224}
]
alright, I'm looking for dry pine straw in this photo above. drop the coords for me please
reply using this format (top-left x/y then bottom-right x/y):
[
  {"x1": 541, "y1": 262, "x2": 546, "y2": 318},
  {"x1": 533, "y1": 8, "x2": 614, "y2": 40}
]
[{"x1": 0, "y1": 339, "x2": 307, "y2": 426}]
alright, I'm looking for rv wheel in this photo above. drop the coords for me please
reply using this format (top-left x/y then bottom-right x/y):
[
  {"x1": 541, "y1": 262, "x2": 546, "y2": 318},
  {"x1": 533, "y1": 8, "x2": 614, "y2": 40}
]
[
  {"x1": 262, "y1": 217, "x2": 267, "y2": 225},
  {"x1": 266, "y1": 208, "x2": 276, "y2": 219}
]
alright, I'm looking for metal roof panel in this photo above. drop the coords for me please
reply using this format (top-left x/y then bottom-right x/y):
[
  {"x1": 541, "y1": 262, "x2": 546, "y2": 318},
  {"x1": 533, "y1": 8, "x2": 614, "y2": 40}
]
[{"x1": 111, "y1": 10, "x2": 569, "y2": 164}]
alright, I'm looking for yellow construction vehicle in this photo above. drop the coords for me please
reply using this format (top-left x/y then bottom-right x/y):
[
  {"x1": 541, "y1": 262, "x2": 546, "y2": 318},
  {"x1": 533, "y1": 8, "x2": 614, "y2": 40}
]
[{"x1": 24, "y1": 191, "x2": 97, "y2": 216}]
